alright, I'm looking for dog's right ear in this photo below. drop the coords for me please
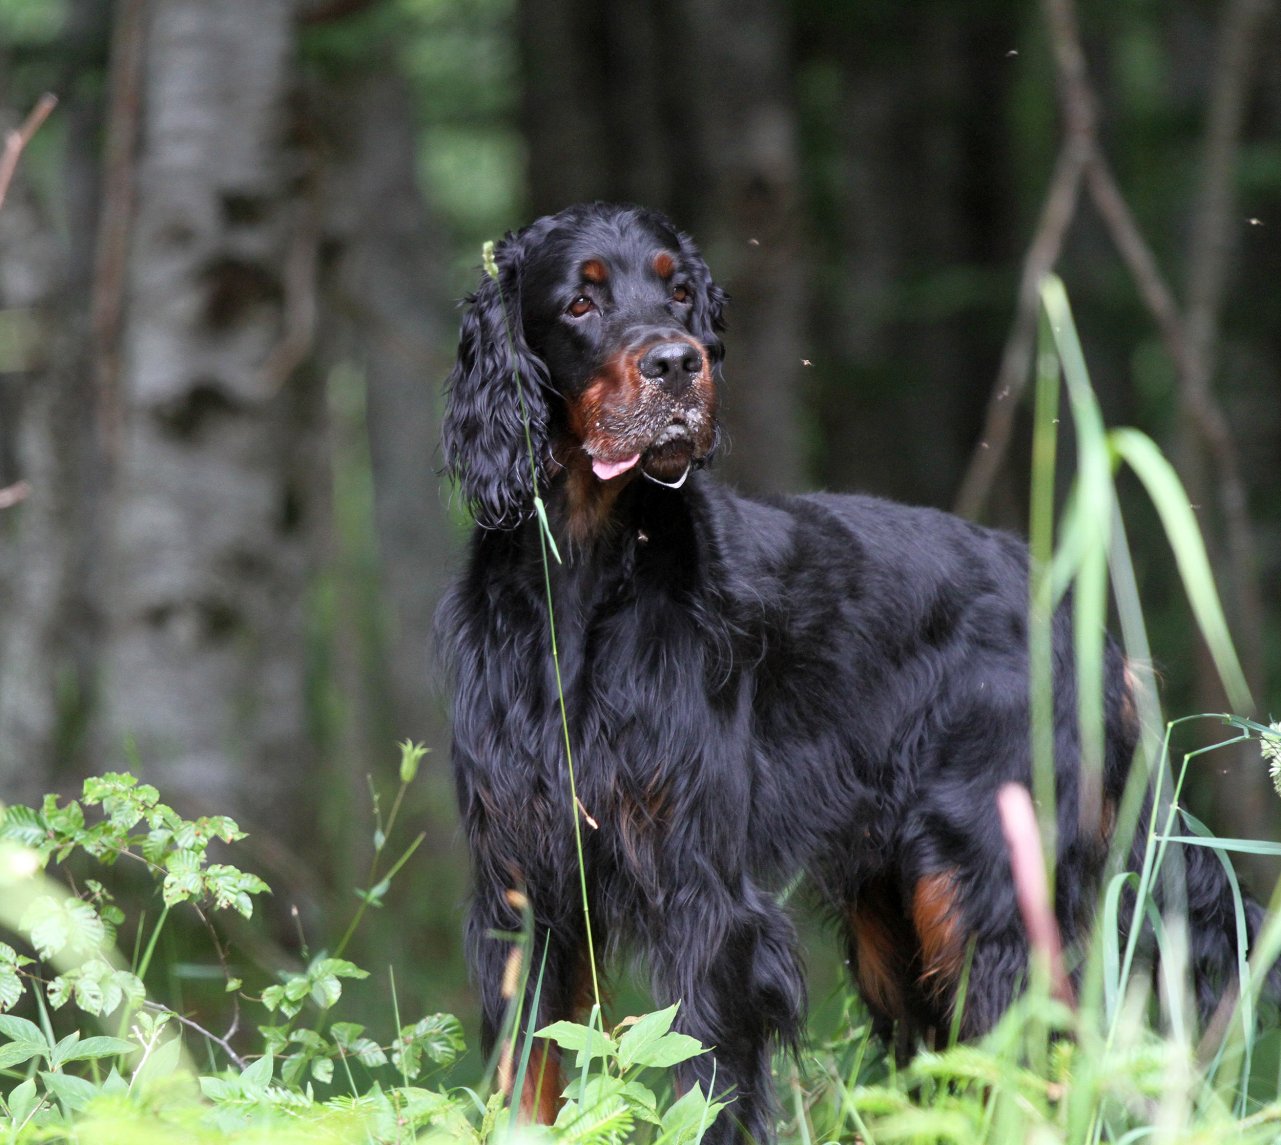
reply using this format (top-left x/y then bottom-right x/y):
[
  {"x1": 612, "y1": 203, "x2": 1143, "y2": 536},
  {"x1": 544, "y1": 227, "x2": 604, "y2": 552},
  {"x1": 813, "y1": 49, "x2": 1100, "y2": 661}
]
[{"x1": 441, "y1": 238, "x2": 552, "y2": 529}]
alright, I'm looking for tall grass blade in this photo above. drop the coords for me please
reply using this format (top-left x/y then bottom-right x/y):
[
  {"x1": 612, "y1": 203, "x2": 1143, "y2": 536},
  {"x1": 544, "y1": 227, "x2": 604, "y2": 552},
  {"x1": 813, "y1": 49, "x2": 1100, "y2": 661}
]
[
  {"x1": 1108, "y1": 427, "x2": 1253, "y2": 714},
  {"x1": 1028, "y1": 301, "x2": 1061, "y2": 874},
  {"x1": 1040, "y1": 275, "x2": 1114, "y2": 835}
]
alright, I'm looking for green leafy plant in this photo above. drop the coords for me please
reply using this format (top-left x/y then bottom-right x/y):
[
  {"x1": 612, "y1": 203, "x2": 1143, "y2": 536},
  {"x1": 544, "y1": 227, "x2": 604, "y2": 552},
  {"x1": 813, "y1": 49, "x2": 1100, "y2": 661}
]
[
  {"x1": 0, "y1": 739, "x2": 722, "y2": 1142},
  {"x1": 534, "y1": 1005, "x2": 726, "y2": 1143}
]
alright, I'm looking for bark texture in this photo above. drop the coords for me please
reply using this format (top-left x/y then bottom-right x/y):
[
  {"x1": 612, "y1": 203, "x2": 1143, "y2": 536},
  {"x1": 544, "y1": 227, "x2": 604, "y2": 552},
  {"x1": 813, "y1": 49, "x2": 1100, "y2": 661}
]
[
  {"x1": 96, "y1": 0, "x2": 321, "y2": 844},
  {"x1": 0, "y1": 0, "x2": 109, "y2": 797}
]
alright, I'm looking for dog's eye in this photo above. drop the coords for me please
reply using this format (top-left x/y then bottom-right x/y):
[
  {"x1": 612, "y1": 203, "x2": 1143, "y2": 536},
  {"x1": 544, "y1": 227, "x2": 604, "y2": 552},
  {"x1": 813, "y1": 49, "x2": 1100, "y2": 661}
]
[
  {"x1": 671, "y1": 284, "x2": 690, "y2": 304},
  {"x1": 567, "y1": 295, "x2": 595, "y2": 318}
]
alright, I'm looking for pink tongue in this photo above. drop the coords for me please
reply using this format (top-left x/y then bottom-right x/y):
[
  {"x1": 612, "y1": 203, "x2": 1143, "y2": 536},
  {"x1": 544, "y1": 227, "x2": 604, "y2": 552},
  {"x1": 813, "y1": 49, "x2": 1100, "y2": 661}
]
[{"x1": 591, "y1": 454, "x2": 640, "y2": 481}]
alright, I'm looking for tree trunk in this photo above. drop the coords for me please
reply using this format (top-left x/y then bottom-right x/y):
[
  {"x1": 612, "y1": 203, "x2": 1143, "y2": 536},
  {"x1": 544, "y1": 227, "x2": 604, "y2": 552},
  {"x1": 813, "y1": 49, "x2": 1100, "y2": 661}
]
[
  {"x1": 671, "y1": 0, "x2": 808, "y2": 493},
  {"x1": 96, "y1": 0, "x2": 322, "y2": 848},
  {"x1": 803, "y1": 7, "x2": 1023, "y2": 510},
  {"x1": 517, "y1": 0, "x2": 807, "y2": 491},
  {"x1": 313, "y1": 64, "x2": 454, "y2": 750},
  {"x1": 0, "y1": 0, "x2": 111, "y2": 798}
]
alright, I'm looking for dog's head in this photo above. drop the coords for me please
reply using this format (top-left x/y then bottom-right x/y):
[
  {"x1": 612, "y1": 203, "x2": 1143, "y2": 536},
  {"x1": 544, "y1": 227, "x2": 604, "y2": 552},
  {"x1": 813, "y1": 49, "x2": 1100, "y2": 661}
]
[{"x1": 442, "y1": 203, "x2": 727, "y2": 529}]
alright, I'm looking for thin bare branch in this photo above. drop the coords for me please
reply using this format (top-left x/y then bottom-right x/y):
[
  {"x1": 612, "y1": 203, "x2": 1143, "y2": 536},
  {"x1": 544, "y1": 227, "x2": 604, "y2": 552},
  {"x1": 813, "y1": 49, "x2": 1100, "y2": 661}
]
[
  {"x1": 953, "y1": 139, "x2": 1087, "y2": 518},
  {"x1": 1083, "y1": 159, "x2": 1191, "y2": 373},
  {"x1": 0, "y1": 93, "x2": 58, "y2": 213},
  {"x1": 958, "y1": 0, "x2": 1269, "y2": 709},
  {"x1": 955, "y1": 0, "x2": 1100, "y2": 518},
  {"x1": 143, "y1": 1001, "x2": 247, "y2": 1070}
]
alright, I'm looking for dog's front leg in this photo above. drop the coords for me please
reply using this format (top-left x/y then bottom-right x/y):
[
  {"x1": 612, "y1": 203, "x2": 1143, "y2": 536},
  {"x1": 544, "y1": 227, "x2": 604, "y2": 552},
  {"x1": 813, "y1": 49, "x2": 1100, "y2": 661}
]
[
  {"x1": 465, "y1": 885, "x2": 595, "y2": 1125},
  {"x1": 648, "y1": 880, "x2": 805, "y2": 1144}
]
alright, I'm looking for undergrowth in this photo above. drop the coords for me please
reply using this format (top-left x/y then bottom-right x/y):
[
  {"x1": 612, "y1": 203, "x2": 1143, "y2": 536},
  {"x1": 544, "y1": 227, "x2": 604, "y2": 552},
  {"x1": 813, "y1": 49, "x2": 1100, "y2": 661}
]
[{"x1": 0, "y1": 279, "x2": 1278, "y2": 1142}]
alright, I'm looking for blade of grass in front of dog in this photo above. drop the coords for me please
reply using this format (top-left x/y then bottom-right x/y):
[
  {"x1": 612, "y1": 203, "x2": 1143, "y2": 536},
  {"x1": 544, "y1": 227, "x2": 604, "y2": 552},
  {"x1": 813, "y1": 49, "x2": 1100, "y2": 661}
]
[
  {"x1": 483, "y1": 241, "x2": 603, "y2": 1015},
  {"x1": 1109, "y1": 427, "x2": 1252, "y2": 714},
  {"x1": 507, "y1": 936, "x2": 551, "y2": 1135},
  {"x1": 1175, "y1": 811, "x2": 1255, "y2": 1107},
  {"x1": 1207, "y1": 871, "x2": 1281, "y2": 1101},
  {"x1": 1041, "y1": 276, "x2": 1112, "y2": 834},
  {"x1": 1028, "y1": 299, "x2": 1060, "y2": 876}
]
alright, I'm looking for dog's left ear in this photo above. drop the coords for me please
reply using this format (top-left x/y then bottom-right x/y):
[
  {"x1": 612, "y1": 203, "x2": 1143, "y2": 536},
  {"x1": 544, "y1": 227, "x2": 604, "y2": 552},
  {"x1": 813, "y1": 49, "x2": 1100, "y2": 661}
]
[
  {"x1": 678, "y1": 230, "x2": 728, "y2": 368},
  {"x1": 441, "y1": 236, "x2": 552, "y2": 529}
]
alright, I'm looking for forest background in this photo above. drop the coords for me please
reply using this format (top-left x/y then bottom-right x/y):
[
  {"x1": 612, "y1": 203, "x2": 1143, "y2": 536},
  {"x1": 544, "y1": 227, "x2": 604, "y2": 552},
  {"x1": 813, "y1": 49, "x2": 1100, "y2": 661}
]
[{"x1": 1, "y1": 0, "x2": 1279, "y2": 1038}]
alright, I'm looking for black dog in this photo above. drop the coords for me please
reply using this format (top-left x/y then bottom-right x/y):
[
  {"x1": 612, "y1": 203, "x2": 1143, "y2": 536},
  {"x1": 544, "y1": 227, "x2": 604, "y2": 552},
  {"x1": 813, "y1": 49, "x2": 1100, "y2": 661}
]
[{"x1": 438, "y1": 202, "x2": 1261, "y2": 1142}]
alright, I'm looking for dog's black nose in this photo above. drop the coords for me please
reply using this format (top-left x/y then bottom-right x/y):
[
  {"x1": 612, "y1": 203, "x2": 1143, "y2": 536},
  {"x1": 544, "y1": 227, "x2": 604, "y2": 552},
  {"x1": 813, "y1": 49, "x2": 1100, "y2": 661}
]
[{"x1": 638, "y1": 341, "x2": 702, "y2": 396}]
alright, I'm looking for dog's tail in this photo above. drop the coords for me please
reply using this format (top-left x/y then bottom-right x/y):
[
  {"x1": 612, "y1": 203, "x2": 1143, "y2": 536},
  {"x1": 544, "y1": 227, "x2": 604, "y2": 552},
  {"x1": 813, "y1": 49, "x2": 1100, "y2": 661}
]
[
  {"x1": 1128, "y1": 818, "x2": 1279, "y2": 1023},
  {"x1": 1182, "y1": 829, "x2": 1278, "y2": 1020}
]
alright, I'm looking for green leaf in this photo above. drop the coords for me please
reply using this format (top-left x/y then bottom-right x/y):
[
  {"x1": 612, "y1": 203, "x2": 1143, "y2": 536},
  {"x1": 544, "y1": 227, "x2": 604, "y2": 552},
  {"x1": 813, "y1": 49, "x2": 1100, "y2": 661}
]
[
  {"x1": 660, "y1": 1082, "x2": 728, "y2": 1143},
  {"x1": 329, "y1": 1021, "x2": 365, "y2": 1047},
  {"x1": 623, "y1": 1030, "x2": 705, "y2": 1070},
  {"x1": 199, "y1": 1075, "x2": 234, "y2": 1103},
  {"x1": 616, "y1": 1005, "x2": 678, "y2": 1069},
  {"x1": 619, "y1": 1079, "x2": 660, "y2": 1124},
  {"x1": 555, "y1": 1095, "x2": 632, "y2": 1142},
  {"x1": 47, "y1": 975, "x2": 72, "y2": 1010},
  {"x1": 261, "y1": 984, "x2": 296, "y2": 1018},
  {"x1": 310, "y1": 972, "x2": 343, "y2": 1010},
  {"x1": 1, "y1": 805, "x2": 46, "y2": 848},
  {"x1": 1161, "y1": 835, "x2": 1281, "y2": 856},
  {"x1": 349, "y1": 1037, "x2": 388, "y2": 1069},
  {"x1": 0, "y1": 965, "x2": 25, "y2": 1013},
  {"x1": 39, "y1": 1070, "x2": 100, "y2": 1112},
  {"x1": 0, "y1": 1039, "x2": 47, "y2": 1069},
  {"x1": 71, "y1": 973, "x2": 105, "y2": 1016},
  {"x1": 52, "y1": 1036, "x2": 135, "y2": 1066},
  {"x1": 0, "y1": 942, "x2": 32, "y2": 968},
  {"x1": 281, "y1": 1051, "x2": 309, "y2": 1088},
  {"x1": 21, "y1": 895, "x2": 69, "y2": 959},
  {"x1": 310, "y1": 1055, "x2": 334, "y2": 1084},
  {"x1": 536, "y1": 1019, "x2": 616, "y2": 1066},
  {"x1": 240, "y1": 1052, "x2": 274, "y2": 1094},
  {"x1": 0, "y1": 1014, "x2": 44, "y2": 1047},
  {"x1": 7, "y1": 1077, "x2": 38, "y2": 1125},
  {"x1": 398, "y1": 1013, "x2": 466, "y2": 1070},
  {"x1": 22, "y1": 897, "x2": 106, "y2": 961},
  {"x1": 133, "y1": 1032, "x2": 183, "y2": 1087},
  {"x1": 204, "y1": 865, "x2": 269, "y2": 918}
]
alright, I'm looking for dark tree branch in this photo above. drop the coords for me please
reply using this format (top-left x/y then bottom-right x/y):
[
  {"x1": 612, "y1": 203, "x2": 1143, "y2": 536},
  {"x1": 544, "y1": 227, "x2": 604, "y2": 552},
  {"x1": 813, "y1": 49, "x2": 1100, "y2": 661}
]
[
  {"x1": 1179, "y1": 0, "x2": 1275, "y2": 695},
  {"x1": 956, "y1": 0, "x2": 1271, "y2": 706},
  {"x1": 953, "y1": 139, "x2": 1087, "y2": 519},
  {"x1": 91, "y1": 0, "x2": 147, "y2": 457},
  {"x1": 296, "y1": 0, "x2": 381, "y2": 24}
]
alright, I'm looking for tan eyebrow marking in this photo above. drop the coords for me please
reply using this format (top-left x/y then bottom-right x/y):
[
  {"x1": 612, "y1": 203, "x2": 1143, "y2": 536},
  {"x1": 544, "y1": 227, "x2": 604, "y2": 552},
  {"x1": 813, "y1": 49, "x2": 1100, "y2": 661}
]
[
  {"x1": 581, "y1": 259, "x2": 609, "y2": 284},
  {"x1": 652, "y1": 251, "x2": 675, "y2": 279}
]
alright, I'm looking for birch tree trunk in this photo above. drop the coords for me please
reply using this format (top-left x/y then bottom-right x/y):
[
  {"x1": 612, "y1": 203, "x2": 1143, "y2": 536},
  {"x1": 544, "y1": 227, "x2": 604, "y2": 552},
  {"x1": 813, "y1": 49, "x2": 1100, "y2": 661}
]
[
  {"x1": 0, "y1": 0, "x2": 110, "y2": 798},
  {"x1": 96, "y1": 0, "x2": 322, "y2": 847}
]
